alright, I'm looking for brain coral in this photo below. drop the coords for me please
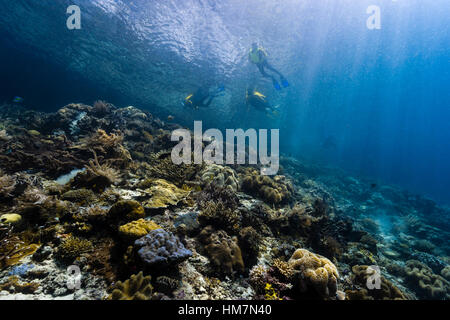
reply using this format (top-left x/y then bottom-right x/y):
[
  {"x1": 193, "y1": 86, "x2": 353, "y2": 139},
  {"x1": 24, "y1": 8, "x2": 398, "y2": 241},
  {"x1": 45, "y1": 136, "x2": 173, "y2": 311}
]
[
  {"x1": 288, "y1": 248, "x2": 339, "y2": 298},
  {"x1": 134, "y1": 229, "x2": 192, "y2": 268}
]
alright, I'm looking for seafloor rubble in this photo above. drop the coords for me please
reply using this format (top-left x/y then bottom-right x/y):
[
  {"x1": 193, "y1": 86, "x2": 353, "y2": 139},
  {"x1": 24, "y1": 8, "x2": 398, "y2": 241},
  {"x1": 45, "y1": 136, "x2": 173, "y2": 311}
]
[{"x1": 0, "y1": 101, "x2": 449, "y2": 300}]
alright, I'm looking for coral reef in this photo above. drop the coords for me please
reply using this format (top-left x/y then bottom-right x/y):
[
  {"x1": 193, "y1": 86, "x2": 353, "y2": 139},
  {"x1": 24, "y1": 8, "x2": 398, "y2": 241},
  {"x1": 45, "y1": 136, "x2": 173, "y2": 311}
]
[{"x1": 0, "y1": 102, "x2": 448, "y2": 301}]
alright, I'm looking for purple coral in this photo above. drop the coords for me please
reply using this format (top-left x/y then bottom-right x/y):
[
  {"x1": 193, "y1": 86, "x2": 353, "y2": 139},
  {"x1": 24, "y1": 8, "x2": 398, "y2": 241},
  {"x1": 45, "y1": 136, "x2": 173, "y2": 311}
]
[{"x1": 134, "y1": 229, "x2": 192, "y2": 267}]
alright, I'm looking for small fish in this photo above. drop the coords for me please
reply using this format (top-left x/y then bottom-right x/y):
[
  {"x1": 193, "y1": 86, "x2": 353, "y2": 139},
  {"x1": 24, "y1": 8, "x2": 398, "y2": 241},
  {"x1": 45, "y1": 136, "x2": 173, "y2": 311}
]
[
  {"x1": 13, "y1": 96, "x2": 24, "y2": 103},
  {"x1": 167, "y1": 115, "x2": 174, "y2": 121},
  {"x1": 370, "y1": 183, "x2": 377, "y2": 189}
]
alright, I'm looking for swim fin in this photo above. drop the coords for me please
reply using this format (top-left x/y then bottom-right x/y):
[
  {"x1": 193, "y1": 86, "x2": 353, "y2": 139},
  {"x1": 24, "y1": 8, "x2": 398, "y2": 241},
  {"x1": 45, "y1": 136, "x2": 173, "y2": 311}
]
[
  {"x1": 273, "y1": 80, "x2": 281, "y2": 91},
  {"x1": 281, "y1": 77, "x2": 289, "y2": 88}
]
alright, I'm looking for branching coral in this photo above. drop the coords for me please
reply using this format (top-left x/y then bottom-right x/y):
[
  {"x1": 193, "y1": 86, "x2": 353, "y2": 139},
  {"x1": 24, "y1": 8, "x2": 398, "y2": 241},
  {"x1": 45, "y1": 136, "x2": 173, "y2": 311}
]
[
  {"x1": 249, "y1": 265, "x2": 268, "y2": 293},
  {"x1": 198, "y1": 201, "x2": 240, "y2": 232},
  {"x1": 92, "y1": 100, "x2": 112, "y2": 116},
  {"x1": 109, "y1": 271, "x2": 153, "y2": 300},
  {"x1": 22, "y1": 186, "x2": 50, "y2": 205},
  {"x1": 146, "y1": 155, "x2": 202, "y2": 186},
  {"x1": 85, "y1": 238, "x2": 117, "y2": 284},
  {"x1": 196, "y1": 184, "x2": 241, "y2": 232},
  {"x1": 72, "y1": 149, "x2": 121, "y2": 192},
  {"x1": 55, "y1": 236, "x2": 93, "y2": 263},
  {"x1": 248, "y1": 261, "x2": 293, "y2": 299},
  {"x1": 76, "y1": 129, "x2": 131, "y2": 168}
]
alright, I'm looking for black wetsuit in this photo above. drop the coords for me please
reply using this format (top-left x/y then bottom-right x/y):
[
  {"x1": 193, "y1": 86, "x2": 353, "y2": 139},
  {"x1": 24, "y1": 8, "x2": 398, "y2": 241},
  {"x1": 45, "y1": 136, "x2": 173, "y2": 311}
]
[
  {"x1": 246, "y1": 90, "x2": 277, "y2": 114},
  {"x1": 185, "y1": 86, "x2": 214, "y2": 109}
]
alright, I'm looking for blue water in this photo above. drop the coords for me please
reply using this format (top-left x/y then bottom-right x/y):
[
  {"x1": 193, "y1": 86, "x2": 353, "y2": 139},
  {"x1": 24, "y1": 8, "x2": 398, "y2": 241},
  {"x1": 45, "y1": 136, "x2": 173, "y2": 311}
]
[{"x1": 0, "y1": 0, "x2": 449, "y2": 204}]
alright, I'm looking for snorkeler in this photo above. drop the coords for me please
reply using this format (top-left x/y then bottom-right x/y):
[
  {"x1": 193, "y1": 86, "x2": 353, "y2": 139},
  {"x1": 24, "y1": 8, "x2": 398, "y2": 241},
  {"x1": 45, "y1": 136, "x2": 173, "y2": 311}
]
[
  {"x1": 246, "y1": 87, "x2": 280, "y2": 117},
  {"x1": 183, "y1": 84, "x2": 225, "y2": 109},
  {"x1": 248, "y1": 42, "x2": 289, "y2": 91}
]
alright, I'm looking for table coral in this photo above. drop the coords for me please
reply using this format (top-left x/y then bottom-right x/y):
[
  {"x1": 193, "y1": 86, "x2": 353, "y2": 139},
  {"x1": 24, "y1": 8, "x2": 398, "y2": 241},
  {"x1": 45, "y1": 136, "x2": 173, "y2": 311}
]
[{"x1": 288, "y1": 248, "x2": 339, "y2": 298}]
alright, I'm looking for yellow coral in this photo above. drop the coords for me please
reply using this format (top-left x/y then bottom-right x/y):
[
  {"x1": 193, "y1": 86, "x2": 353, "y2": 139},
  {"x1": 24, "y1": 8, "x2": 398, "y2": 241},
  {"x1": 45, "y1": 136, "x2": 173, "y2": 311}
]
[
  {"x1": 0, "y1": 240, "x2": 39, "y2": 269},
  {"x1": 118, "y1": 219, "x2": 162, "y2": 241},
  {"x1": 264, "y1": 283, "x2": 282, "y2": 300},
  {"x1": 0, "y1": 213, "x2": 22, "y2": 225},
  {"x1": 141, "y1": 179, "x2": 190, "y2": 209}
]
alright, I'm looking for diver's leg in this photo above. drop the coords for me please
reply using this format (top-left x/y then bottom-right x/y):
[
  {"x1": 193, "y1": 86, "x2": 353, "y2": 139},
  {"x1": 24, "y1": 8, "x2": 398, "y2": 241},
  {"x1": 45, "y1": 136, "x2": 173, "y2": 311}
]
[
  {"x1": 258, "y1": 63, "x2": 278, "y2": 83},
  {"x1": 264, "y1": 61, "x2": 285, "y2": 78}
]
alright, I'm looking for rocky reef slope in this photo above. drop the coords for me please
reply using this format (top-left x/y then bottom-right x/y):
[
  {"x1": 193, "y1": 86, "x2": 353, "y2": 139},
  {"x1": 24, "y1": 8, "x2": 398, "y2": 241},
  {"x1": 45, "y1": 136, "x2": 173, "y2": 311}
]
[{"x1": 0, "y1": 102, "x2": 449, "y2": 300}]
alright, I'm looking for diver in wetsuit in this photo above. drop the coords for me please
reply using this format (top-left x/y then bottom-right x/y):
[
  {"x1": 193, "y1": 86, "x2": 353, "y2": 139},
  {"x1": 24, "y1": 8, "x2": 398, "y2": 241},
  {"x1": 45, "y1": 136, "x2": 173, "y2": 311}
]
[
  {"x1": 246, "y1": 87, "x2": 279, "y2": 117},
  {"x1": 183, "y1": 84, "x2": 224, "y2": 109},
  {"x1": 248, "y1": 42, "x2": 289, "y2": 91}
]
